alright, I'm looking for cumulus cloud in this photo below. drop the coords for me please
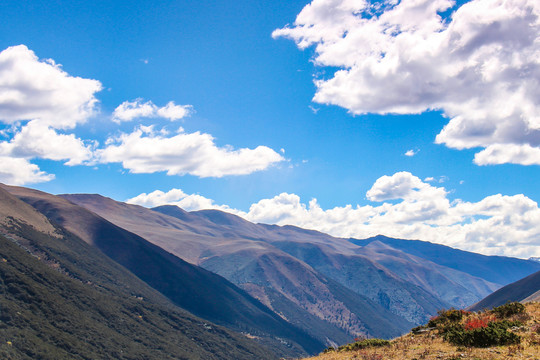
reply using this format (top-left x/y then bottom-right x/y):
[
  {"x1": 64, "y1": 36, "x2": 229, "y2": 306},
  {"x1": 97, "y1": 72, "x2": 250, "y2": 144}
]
[
  {"x1": 0, "y1": 45, "x2": 102, "y2": 184},
  {"x1": 243, "y1": 172, "x2": 540, "y2": 258},
  {"x1": 0, "y1": 45, "x2": 285, "y2": 184},
  {"x1": 274, "y1": 0, "x2": 540, "y2": 165},
  {"x1": 0, "y1": 120, "x2": 94, "y2": 165},
  {"x1": 127, "y1": 188, "x2": 233, "y2": 212},
  {"x1": 474, "y1": 144, "x2": 540, "y2": 165},
  {"x1": 136, "y1": 172, "x2": 540, "y2": 258},
  {"x1": 0, "y1": 45, "x2": 102, "y2": 129},
  {"x1": 156, "y1": 101, "x2": 192, "y2": 121},
  {"x1": 404, "y1": 149, "x2": 418, "y2": 157},
  {"x1": 98, "y1": 125, "x2": 284, "y2": 177},
  {"x1": 366, "y1": 171, "x2": 447, "y2": 202},
  {"x1": 112, "y1": 99, "x2": 192, "y2": 122},
  {"x1": 0, "y1": 156, "x2": 54, "y2": 185}
]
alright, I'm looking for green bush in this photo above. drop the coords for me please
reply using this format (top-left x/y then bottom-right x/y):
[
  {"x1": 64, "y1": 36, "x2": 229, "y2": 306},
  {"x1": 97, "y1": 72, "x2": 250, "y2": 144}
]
[
  {"x1": 428, "y1": 309, "x2": 467, "y2": 328},
  {"x1": 337, "y1": 338, "x2": 391, "y2": 352},
  {"x1": 443, "y1": 321, "x2": 521, "y2": 347},
  {"x1": 492, "y1": 302, "x2": 525, "y2": 319}
]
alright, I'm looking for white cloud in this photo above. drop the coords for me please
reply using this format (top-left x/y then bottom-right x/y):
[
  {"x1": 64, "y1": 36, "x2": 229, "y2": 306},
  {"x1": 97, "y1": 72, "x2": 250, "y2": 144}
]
[
  {"x1": 0, "y1": 156, "x2": 54, "y2": 185},
  {"x1": 98, "y1": 125, "x2": 284, "y2": 177},
  {"x1": 137, "y1": 171, "x2": 540, "y2": 258},
  {"x1": 0, "y1": 45, "x2": 101, "y2": 185},
  {"x1": 156, "y1": 101, "x2": 192, "y2": 121},
  {"x1": 0, "y1": 45, "x2": 102, "y2": 129},
  {"x1": 0, "y1": 45, "x2": 281, "y2": 184},
  {"x1": 366, "y1": 171, "x2": 446, "y2": 202},
  {"x1": 474, "y1": 143, "x2": 540, "y2": 165},
  {"x1": 112, "y1": 99, "x2": 192, "y2": 122},
  {"x1": 0, "y1": 120, "x2": 94, "y2": 165},
  {"x1": 242, "y1": 173, "x2": 540, "y2": 258},
  {"x1": 274, "y1": 0, "x2": 540, "y2": 165},
  {"x1": 112, "y1": 99, "x2": 156, "y2": 123},
  {"x1": 127, "y1": 188, "x2": 233, "y2": 212},
  {"x1": 404, "y1": 149, "x2": 418, "y2": 157}
]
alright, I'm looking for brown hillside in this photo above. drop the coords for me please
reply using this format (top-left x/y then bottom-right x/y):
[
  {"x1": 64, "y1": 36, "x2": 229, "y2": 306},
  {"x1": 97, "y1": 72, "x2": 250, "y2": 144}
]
[{"x1": 304, "y1": 302, "x2": 540, "y2": 360}]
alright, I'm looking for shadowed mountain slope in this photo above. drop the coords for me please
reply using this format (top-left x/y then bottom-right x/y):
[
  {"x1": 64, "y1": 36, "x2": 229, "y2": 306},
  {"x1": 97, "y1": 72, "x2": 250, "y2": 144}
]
[
  {"x1": 469, "y1": 270, "x2": 540, "y2": 311},
  {"x1": 0, "y1": 187, "x2": 273, "y2": 360},
  {"x1": 2, "y1": 185, "x2": 323, "y2": 357}
]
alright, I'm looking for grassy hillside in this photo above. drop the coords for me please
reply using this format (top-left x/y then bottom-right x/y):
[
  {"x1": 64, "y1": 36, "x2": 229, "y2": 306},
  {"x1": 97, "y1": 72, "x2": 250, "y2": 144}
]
[
  {"x1": 0, "y1": 223, "x2": 272, "y2": 359},
  {"x1": 304, "y1": 302, "x2": 540, "y2": 360}
]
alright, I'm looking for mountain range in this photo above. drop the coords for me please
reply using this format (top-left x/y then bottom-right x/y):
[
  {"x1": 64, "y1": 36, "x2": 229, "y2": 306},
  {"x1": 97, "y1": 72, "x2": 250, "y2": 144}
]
[
  {"x1": 2, "y1": 183, "x2": 540, "y2": 358},
  {"x1": 59, "y1": 193, "x2": 540, "y2": 340}
]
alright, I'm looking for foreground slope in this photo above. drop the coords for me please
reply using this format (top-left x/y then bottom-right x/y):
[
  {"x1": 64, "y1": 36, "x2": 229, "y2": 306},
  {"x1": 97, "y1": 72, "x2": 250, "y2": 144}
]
[
  {"x1": 0, "y1": 187, "x2": 271, "y2": 360},
  {"x1": 2, "y1": 185, "x2": 322, "y2": 357},
  {"x1": 303, "y1": 302, "x2": 540, "y2": 360},
  {"x1": 469, "y1": 270, "x2": 540, "y2": 311}
]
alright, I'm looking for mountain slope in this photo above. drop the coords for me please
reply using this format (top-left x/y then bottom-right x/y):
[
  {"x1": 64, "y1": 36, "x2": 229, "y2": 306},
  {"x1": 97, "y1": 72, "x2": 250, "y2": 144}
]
[
  {"x1": 469, "y1": 270, "x2": 540, "y2": 311},
  {"x1": 59, "y1": 196, "x2": 540, "y2": 345},
  {"x1": 353, "y1": 235, "x2": 540, "y2": 285},
  {"x1": 357, "y1": 240, "x2": 500, "y2": 308},
  {"x1": 63, "y1": 196, "x2": 416, "y2": 342},
  {"x1": 0, "y1": 188, "x2": 272, "y2": 360},
  {"x1": 2, "y1": 185, "x2": 323, "y2": 357}
]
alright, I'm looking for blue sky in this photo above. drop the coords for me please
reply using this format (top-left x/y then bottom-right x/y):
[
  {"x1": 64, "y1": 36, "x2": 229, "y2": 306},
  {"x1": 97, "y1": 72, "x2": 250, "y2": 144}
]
[{"x1": 1, "y1": 0, "x2": 539, "y2": 258}]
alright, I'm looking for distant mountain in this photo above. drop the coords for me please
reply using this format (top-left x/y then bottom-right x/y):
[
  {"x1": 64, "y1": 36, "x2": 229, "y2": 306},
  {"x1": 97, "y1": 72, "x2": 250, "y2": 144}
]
[
  {"x1": 353, "y1": 235, "x2": 540, "y2": 285},
  {"x1": 0, "y1": 186, "x2": 271, "y2": 360},
  {"x1": 468, "y1": 270, "x2": 540, "y2": 311},
  {"x1": 59, "y1": 196, "x2": 538, "y2": 347},
  {"x1": 2, "y1": 185, "x2": 323, "y2": 358}
]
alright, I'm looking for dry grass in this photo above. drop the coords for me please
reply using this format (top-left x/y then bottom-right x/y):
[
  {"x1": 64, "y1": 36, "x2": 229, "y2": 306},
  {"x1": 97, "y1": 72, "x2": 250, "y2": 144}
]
[{"x1": 303, "y1": 302, "x2": 540, "y2": 360}]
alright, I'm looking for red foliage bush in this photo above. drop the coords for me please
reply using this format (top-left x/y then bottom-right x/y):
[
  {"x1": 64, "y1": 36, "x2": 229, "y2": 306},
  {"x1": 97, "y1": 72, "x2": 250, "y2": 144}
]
[{"x1": 464, "y1": 314, "x2": 495, "y2": 330}]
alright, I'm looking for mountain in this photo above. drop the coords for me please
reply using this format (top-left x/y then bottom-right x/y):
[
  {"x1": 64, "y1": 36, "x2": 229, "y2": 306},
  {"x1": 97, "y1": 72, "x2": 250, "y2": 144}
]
[
  {"x1": 352, "y1": 235, "x2": 540, "y2": 285},
  {"x1": 468, "y1": 270, "x2": 540, "y2": 311},
  {"x1": 2, "y1": 184, "x2": 322, "y2": 357},
  {"x1": 0, "y1": 186, "x2": 272, "y2": 359},
  {"x1": 60, "y1": 196, "x2": 537, "y2": 346},
  {"x1": 61, "y1": 197, "x2": 420, "y2": 342}
]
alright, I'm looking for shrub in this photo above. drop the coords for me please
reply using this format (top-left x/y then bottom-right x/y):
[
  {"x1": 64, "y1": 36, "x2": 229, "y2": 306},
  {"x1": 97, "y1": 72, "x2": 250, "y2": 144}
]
[
  {"x1": 322, "y1": 346, "x2": 335, "y2": 353},
  {"x1": 428, "y1": 309, "x2": 468, "y2": 328},
  {"x1": 443, "y1": 320, "x2": 522, "y2": 347},
  {"x1": 492, "y1": 302, "x2": 525, "y2": 319},
  {"x1": 337, "y1": 338, "x2": 391, "y2": 352},
  {"x1": 464, "y1": 313, "x2": 495, "y2": 330}
]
